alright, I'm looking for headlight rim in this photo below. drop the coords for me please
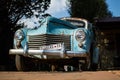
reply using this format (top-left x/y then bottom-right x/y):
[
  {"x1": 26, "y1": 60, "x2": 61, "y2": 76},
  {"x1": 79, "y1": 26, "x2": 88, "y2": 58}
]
[
  {"x1": 75, "y1": 29, "x2": 86, "y2": 42},
  {"x1": 14, "y1": 29, "x2": 24, "y2": 40}
]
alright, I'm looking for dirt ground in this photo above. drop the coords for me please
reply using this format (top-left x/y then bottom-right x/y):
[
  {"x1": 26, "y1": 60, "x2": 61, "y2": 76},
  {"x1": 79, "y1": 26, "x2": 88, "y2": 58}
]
[
  {"x1": 111, "y1": 70, "x2": 120, "y2": 77},
  {"x1": 0, "y1": 71, "x2": 120, "y2": 80}
]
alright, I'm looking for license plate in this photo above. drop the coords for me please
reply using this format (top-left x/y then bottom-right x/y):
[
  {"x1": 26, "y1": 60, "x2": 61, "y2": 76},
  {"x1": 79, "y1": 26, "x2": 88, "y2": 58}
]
[{"x1": 39, "y1": 43, "x2": 62, "y2": 50}]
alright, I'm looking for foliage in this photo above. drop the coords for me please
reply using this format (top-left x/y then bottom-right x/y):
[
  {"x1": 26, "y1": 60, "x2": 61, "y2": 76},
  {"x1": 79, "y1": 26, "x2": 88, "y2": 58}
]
[
  {"x1": 0, "y1": 0, "x2": 50, "y2": 29},
  {"x1": 67, "y1": 0, "x2": 112, "y2": 22}
]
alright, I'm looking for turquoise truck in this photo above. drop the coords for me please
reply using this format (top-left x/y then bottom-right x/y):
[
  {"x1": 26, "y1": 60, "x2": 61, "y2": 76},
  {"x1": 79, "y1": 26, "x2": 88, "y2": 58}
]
[{"x1": 9, "y1": 16, "x2": 99, "y2": 71}]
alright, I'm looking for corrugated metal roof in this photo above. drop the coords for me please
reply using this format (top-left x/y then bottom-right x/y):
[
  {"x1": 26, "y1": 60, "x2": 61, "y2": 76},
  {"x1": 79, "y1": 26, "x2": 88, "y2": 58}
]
[
  {"x1": 97, "y1": 17, "x2": 120, "y2": 22},
  {"x1": 95, "y1": 17, "x2": 120, "y2": 30}
]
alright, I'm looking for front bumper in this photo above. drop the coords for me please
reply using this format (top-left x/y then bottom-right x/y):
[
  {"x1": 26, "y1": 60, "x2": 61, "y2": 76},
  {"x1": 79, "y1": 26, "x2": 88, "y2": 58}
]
[{"x1": 9, "y1": 49, "x2": 87, "y2": 58}]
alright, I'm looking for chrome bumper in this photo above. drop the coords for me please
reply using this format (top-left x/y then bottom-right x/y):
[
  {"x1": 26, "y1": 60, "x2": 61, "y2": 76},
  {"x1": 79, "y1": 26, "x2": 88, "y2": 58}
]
[{"x1": 9, "y1": 49, "x2": 87, "y2": 58}]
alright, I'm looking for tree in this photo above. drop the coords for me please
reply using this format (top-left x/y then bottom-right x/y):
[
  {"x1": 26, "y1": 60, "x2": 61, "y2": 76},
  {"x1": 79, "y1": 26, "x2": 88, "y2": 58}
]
[
  {"x1": 1, "y1": 0, "x2": 50, "y2": 31},
  {"x1": 0, "y1": 0, "x2": 50, "y2": 69},
  {"x1": 67, "y1": 0, "x2": 112, "y2": 22}
]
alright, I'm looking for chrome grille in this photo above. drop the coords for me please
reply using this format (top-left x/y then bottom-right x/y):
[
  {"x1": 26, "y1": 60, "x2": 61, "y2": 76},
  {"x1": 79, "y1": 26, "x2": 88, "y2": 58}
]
[{"x1": 28, "y1": 34, "x2": 71, "y2": 50}]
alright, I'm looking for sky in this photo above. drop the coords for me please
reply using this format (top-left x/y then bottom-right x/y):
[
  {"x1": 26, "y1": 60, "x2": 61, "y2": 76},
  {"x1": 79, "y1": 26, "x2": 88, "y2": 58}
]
[
  {"x1": 45, "y1": 0, "x2": 69, "y2": 18},
  {"x1": 46, "y1": 0, "x2": 120, "y2": 18},
  {"x1": 106, "y1": 0, "x2": 120, "y2": 16}
]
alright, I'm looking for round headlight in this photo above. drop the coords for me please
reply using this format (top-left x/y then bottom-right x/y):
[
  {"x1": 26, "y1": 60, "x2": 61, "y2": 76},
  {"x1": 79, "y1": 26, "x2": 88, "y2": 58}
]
[
  {"x1": 75, "y1": 30, "x2": 85, "y2": 42},
  {"x1": 14, "y1": 30, "x2": 24, "y2": 40}
]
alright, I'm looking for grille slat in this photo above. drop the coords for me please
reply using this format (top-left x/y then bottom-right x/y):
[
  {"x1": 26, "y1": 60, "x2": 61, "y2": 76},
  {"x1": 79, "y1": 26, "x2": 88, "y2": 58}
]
[{"x1": 28, "y1": 34, "x2": 71, "y2": 50}]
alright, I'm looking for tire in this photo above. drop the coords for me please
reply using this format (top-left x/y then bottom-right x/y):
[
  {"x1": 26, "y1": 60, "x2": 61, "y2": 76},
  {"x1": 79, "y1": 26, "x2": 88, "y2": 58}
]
[
  {"x1": 15, "y1": 55, "x2": 41, "y2": 71},
  {"x1": 15, "y1": 55, "x2": 27, "y2": 71},
  {"x1": 90, "y1": 63, "x2": 98, "y2": 71}
]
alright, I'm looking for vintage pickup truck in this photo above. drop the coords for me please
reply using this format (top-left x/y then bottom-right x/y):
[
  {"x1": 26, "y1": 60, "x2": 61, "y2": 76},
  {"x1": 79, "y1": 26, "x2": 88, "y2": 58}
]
[{"x1": 9, "y1": 15, "x2": 99, "y2": 71}]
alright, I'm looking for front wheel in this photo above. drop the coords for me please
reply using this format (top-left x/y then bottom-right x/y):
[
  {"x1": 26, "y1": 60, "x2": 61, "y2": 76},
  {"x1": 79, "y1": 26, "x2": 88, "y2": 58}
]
[
  {"x1": 15, "y1": 55, "x2": 38, "y2": 71},
  {"x1": 15, "y1": 55, "x2": 27, "y2": 71}
]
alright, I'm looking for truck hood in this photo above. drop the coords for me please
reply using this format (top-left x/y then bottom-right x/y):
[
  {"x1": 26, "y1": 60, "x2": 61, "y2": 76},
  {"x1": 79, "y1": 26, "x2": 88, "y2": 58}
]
[{"x1": 26, "y1": 16, "x2": 77, "y2": 35}]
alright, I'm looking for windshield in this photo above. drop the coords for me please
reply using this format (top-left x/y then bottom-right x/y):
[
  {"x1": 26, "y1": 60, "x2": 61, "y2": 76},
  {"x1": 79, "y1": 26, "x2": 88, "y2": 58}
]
[{"x1": 65, "y1": 20, "x2": 85, "y2": 28}]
